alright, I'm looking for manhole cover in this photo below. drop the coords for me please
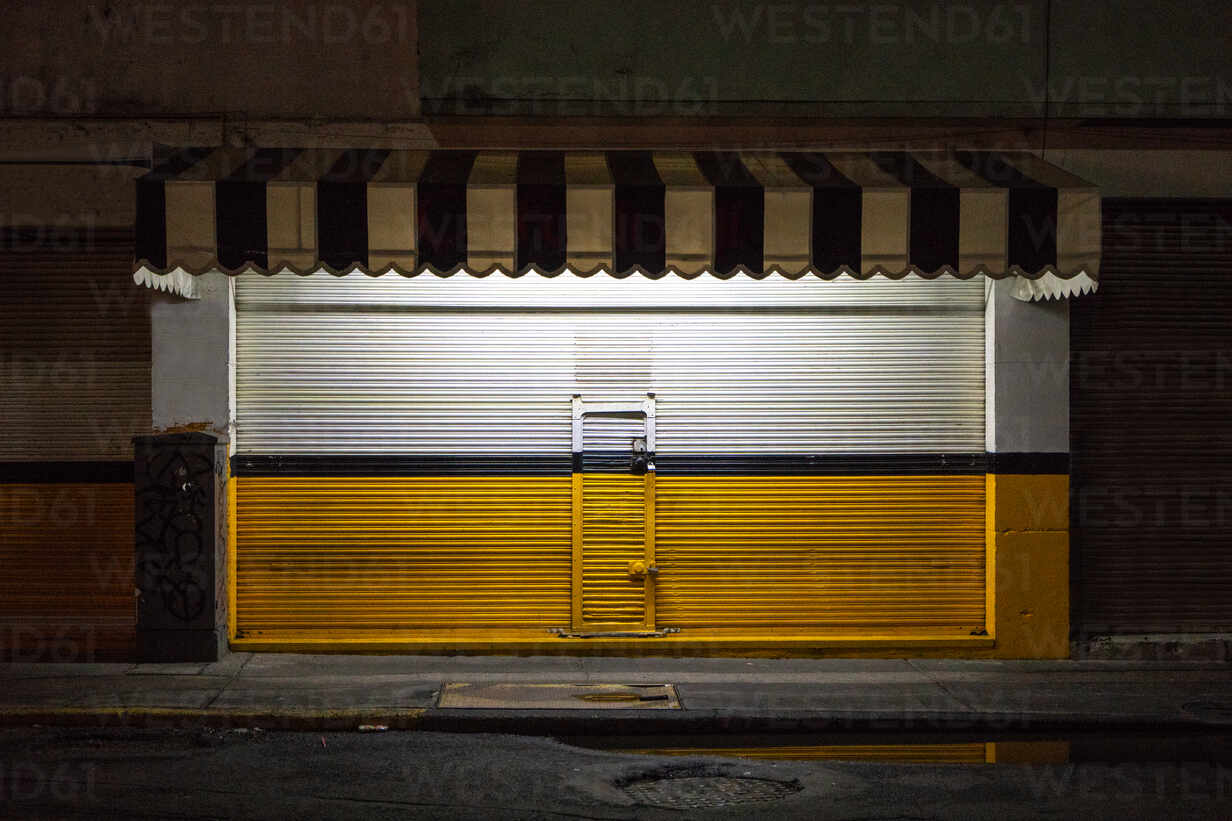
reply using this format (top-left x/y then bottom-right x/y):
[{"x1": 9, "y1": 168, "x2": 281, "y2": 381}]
[{"x1": 622, "y1": 775, "x2": 801, "y2": 809}]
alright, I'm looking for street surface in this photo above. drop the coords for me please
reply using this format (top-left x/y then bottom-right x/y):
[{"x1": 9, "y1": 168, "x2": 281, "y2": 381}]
[{"x1": 1, "y1": 728, "x2": 1229, "y2": 819}]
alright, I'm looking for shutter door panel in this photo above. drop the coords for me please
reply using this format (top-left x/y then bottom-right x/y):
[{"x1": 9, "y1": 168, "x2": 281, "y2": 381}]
[
  {"x1": 236, "y1": 478, "x2": 572, "y2": 630},
  {"x1": 235, "y1": 273, "x2": 985, "y2": 637},
  {"x1": 578, "y1": 414, "x2": 649, "y2": 627},
  {"x1": 1071, "y1": 200, "x2": 1232, "y2": 634},
  {"x1": 580, "y1": 474, "x2": 647, "y2": 625},
  {"x1": 0, "y1": 230, "x2": 144, "y2": 659},
  {"x1": 655, "y1": 476, "x2": 987, "y2": 629}
]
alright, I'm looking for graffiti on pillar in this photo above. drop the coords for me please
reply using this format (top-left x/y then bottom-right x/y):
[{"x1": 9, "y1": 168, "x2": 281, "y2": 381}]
[{"x1": 134, "y1": 438, "x2": 216, "y2": 625}]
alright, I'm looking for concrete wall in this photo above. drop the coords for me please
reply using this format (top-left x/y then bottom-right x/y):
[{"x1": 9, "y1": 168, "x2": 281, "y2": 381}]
[
  {"x1": 0, "y1": 163, "x2": 143, "y2": 228},
  {"x1": 420, "y1": 0, "x2": 1231, "y2": 118},
  {"x1": 985, "y1": 279, "x2": 1069, "y2": 454},
  {"x1": 1, "y1": 1, "x2": 418, "y2": 119},
  {"x1": 1048, "y1": 150, "x2": 1232, "y2": 198},
  {"x1": 988, "y1": 473, "x2": 1070, "y2": 658},
  {"x1": 2, "y1": 1, "x2": 1226, "y2": 122},
  {"x1": 149, "y1": 273, "x2": 235, "y2": 439}
]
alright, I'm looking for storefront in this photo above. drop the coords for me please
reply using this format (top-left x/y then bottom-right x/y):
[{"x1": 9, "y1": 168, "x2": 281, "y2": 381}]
[{"x1": 133, "y1": 147, "x2": 1100, "y2": 656}]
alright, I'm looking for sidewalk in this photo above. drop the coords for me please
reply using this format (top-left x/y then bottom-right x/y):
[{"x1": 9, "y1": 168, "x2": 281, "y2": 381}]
[{"x1": 2, "y1": 655, "x2": 1230, "y2": 733}]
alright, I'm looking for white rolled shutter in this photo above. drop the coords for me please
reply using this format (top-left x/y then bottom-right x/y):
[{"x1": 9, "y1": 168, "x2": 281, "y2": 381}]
[{"x1": 235, "y1": 274, "x2": 984, "y2": 456}]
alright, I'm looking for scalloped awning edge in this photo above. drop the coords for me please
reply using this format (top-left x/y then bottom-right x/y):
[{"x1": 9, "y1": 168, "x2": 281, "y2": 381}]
[
  {"x1": 131, "y1": 261, "x2": 1100, "y2": 283},
  {"x1": 134, "y1": 267, "x2": 199, "y2": 299},
  {"x1": 1010, "y1": 271, "x2": 1099, "y2": 302}
]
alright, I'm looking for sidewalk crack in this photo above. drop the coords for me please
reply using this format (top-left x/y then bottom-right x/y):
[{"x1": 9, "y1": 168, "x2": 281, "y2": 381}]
[
  {"x1": 203, "y1": 653, "x2": 254, "y2": 710},
  {"x1": 906, "y1": 659, "x2": 975, "y2": 712}
]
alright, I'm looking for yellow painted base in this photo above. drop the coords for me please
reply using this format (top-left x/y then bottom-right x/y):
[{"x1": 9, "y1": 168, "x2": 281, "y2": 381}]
[{"x1": 986, "y1": 474, "x2": 1070, "y2": 659}]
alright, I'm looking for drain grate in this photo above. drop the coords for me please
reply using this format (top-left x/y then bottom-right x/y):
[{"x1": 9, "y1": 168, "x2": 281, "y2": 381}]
[{"x1": 621, "y1": 775, "x2": 801, "y2": 809}]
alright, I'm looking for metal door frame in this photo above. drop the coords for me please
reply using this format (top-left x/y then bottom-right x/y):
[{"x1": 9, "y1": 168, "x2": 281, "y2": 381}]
[{"x1": 570, "y1": 394, "x2": 657, "y2": 631}]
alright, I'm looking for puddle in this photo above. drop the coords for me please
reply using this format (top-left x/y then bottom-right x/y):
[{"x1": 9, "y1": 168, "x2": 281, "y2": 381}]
[{"x1": 565, "y1": 731, "x2": 1232, "y2": 765}]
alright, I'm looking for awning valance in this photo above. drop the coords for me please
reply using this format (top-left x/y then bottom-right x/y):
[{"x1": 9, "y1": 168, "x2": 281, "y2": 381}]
[{"x1": 133, "y1": 148, "x2": 1100, "y2": 301}]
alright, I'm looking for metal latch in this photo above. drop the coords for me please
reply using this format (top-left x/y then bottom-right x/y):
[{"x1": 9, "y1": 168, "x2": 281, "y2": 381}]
[
  {"x1": 627, "y1": 560, "x2": 660, "y2": 579},
  {"x1": 630, "y1": 436, "x2": 649, "y2": 474}
]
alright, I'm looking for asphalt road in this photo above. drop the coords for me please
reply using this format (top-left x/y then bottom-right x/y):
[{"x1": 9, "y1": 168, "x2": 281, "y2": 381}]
[{"x1": 1, "y1": 728, "x2": 1229, "y2": 819}]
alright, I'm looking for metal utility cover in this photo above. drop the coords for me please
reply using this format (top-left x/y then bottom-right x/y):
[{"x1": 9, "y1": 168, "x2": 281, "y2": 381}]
[{"x1": 438, "y1": 682, "x2": 680, "y2": 710}]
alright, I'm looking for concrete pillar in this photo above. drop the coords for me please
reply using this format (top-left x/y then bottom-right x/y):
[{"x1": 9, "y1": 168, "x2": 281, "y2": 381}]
[
  {"x1": 138, "y1": 272, "x2": 234, "y2": 660},
  {"x1": 985, "y1": 279, "x2": 1071, "y2": 658},
  {"x1": 134, "y1": 432, "x2": 229, "y2": 661}
]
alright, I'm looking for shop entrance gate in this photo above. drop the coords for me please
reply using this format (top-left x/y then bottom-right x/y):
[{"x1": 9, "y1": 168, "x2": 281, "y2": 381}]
[{"x1": 570, "y1": 395, "x2": 658, "y2": 634}]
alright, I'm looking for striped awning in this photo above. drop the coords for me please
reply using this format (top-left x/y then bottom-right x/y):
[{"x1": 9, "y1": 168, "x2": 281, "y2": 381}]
[{"x1": 133, "y1": 148, "x2": 1100, "y2": 301}]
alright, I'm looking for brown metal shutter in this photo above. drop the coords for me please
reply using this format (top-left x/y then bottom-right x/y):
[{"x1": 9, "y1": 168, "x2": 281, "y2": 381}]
[
  {"x1": 0, "y1": 228, "x2": 147, "y2": 660},
  {"x1": 1071, "y1": 200, "x2": 1232, "y2": 635}
]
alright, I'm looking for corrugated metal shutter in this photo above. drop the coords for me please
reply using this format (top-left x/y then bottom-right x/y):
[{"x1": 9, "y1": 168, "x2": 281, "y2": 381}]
[
  {"x1": 0, "y1": 483, "x2": 136, "y2": 659},
  {"x1": 235, "y1": 477, "x2": 572, "y2": 630},
  {"x1": 0, "y1": 229, "x2": 145, "y2": 659},
  {"x1": 1071, "y1": 199, "x2": 1232, "y2": 635},
  {"x1": 234, "y1": 273, "x2": 985, "y2": 636},
  {"x1": 0, "y1": 230, "x2": 149, "y2": 460},
  {"x1": 655, "y1": 476, "x2": 987, "y2": 630},
  {"x1": 235, "y1": 275, "x2": 985, "y2": 455},
  {"x1": 580, "y1": 474, "x2": 648, "y2": 626}
]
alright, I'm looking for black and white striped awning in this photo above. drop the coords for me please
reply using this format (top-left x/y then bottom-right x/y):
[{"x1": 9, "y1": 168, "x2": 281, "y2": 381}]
[{"x1": 133, "y1": 148, "x2": 1100, "y2": 301}]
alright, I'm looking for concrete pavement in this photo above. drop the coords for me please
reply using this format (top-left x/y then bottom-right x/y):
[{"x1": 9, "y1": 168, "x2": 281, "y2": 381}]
[{"x1": 1, "y1": 655, "x2": 1230, "y2": 733}]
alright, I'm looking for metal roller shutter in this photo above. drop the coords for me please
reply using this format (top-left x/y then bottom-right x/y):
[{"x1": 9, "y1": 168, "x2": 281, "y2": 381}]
[
  {"x1": 234, "y1": 273, "x2": 986, "y2": 638},
  {"x1": 655, "y1": 476, "x2": 987, "y2": 630},
  {"x1": 0, "y1": 230, "x2": 149, "y2": 460},
  {"x1": 0, "y1": 229, "x2": 146, "y2": 660},
  {"x1": 234, "y1": 477, "x2": 572, "y2": 631},
  {"x1": 1071, "y1": 200, "x2": 1232, "y2": 635}
]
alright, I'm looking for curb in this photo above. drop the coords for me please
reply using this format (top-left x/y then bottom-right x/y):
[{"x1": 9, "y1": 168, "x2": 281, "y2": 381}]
[
  {"x1": 1, "y1": 707, "x2": 1227, "y2": 734},
  {"x1": 0, "y1": 707, "x2": 428, "y2": 732}
]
